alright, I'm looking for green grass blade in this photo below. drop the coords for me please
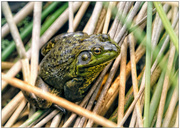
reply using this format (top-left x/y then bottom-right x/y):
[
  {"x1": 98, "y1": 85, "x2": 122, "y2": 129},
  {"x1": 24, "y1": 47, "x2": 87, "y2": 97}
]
[
  {"x1": 153, "y1": 2, "x2": 178, "y2": 52},
  {"x1": 144, "y1": 2, "x2": 152, "y2": 127}
]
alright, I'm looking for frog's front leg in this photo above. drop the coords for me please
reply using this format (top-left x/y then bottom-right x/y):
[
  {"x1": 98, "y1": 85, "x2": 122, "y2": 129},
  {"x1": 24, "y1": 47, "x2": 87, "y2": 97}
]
[
  {"x1": 23, "y1": 76, "x2": 61, "y2": 109},
  {"x1": 64, "y1": 78, "x2": 87, "y2": 102}
]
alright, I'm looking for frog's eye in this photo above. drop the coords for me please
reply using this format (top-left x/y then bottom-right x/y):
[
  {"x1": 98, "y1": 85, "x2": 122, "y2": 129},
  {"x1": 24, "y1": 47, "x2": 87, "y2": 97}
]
[
  {"x1": 93, "y1": 47, "x2": 102, "y2": 55},
  {"x1": 78, "y1": 51, "x2": 91, "y2": 64}
]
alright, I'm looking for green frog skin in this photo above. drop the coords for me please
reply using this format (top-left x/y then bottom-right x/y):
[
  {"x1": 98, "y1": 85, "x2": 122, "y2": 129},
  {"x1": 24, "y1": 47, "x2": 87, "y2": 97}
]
[{"x1": 23, "y1": 32, "x2": 120, "y2": 109}]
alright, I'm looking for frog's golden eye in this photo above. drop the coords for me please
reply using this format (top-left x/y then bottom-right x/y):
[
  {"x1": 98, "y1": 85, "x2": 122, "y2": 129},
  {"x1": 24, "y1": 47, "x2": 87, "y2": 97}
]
[{"x1": 93, "y1": 47, "x2": 102, "y2": 55}]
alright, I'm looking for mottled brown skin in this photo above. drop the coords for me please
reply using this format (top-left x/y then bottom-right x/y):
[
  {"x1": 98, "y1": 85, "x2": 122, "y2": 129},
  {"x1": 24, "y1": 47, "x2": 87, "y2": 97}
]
[{"x1": 23, "y1": 32, "x2": 120, "y2": 109}]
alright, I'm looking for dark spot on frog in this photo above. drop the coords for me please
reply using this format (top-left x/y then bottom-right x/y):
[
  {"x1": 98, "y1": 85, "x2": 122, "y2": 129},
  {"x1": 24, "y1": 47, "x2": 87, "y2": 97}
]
[{"x1": 58, "y1": 46, "x2": 62, "y2": 51}]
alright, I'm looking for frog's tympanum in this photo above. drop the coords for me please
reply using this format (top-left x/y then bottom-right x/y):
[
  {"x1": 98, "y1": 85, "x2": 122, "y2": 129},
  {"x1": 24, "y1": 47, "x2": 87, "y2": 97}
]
[{"x1": 23, "y1": 32, "x2": 120, "y2": 109}]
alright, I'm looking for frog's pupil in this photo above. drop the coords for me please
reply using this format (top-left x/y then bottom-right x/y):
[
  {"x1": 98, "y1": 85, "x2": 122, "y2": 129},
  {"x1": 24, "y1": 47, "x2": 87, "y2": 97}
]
[{"x1": 94, "y1": 47, "x2": 101, "y2": 54}]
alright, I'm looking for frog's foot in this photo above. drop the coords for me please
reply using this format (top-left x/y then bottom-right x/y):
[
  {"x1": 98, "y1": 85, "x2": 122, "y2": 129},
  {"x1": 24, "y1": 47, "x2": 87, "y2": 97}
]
[{"x1": 53, "y1": 104, "x2": 66, "y2": 114}]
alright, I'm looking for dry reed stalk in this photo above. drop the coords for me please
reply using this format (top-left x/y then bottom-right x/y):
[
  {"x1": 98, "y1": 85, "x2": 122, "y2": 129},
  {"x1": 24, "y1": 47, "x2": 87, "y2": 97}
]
[
  {"x1": 135, "y1": 2, "x2": 147, "y2": 24},
  {"x1": 4, "y1": 99, "x2": 27, "y2": 127},
  {"x1": 87, "y1": 2, "x2": 103, "y2": 35},
  {"x1": 114, "y1": 1, "x2": 134, "y2": 39},
  {"x1": 151, "y1": 4, "x2": 170, "y2": 50},
  {"x1": 173, "y1": 105, "x2": 179, "y2": 127},
  {"x1": 156, "y1": 10, "x2": 177, "y2": 128},
  {"x1": 68, "y1": 2, "x2": 74, "y2": 32},
  {"x1": 129, "y1": 34, "x2": 143, "y2": 127},
  {"x1": 2, "y1": 92, "x2": 24, "y2": 125},
  {"x1": 151, "y1": 11, "x2": 178, "y2": 72},
  {"x1": 2, "y1": 75, "x2": 118, "y2": 127},
  {"x1": 30, "y1": 2, "x2": 42, "y2": 85},
  {"x1": 94, "y1": 7, "x2": 106, "y2": 34},
  {"x1": 68, "y1": 2, "x2": 90, "y2": 32},
  {"x1": 34, "y1": 109, "x2": 59, "y2": 127},
  {"x1": 102, "y1": 2, "x2": 117, "y2": 33},
  {"x1": 109, "y1": 2, "x2": 126, "y2": 38},
  {"x1": 1, "y1": 2, "x2": 34, "y2": 38},
  {"x1": 50, "y1": 112, "x2": 63, "y2": 127},
  {"x1": 96, "y1": 16, "x2": 105, "y2": 34},
  {"x1": 162, "y1": 84, "x2": 178, "y2": 127},
  {"x1": 117, "y1": 38, "x2": 127, "y2": 126},
  {"x1": 2, "y1": 2, "x2": 82, "y2": 90},
  {"x1": 114, "y1": 2, "x2": 141, "y2": 45},
  {"x1": 118, "y1": 50, "x2": 169, "y2": 126},
  {"x1": 1, "y1": 61, "x2": 22, "y2": 90},
  {"x1": 2, "y1": 2, "x2": 27, "y2": 59},
  {"x1": 161, "y1": 2, "x2": 179, "y2": 7},
  {"x1": 1, "y1": 62, "x2": 14, "y2": 69}
]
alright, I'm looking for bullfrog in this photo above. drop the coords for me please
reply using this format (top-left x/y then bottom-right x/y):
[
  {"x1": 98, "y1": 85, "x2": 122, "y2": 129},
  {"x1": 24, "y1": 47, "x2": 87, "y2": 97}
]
[{"x1": 23, "y1": 32, "x2": 120, "y2": 109}]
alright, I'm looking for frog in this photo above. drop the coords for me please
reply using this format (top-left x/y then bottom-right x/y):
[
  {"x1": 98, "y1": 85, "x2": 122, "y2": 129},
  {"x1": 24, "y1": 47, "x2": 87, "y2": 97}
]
[{"x1": 22, "y1": 32, "x2": 120, "y2": 110}]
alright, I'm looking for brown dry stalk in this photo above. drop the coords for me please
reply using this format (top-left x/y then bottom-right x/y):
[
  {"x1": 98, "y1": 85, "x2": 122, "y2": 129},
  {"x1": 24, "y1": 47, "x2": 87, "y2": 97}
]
[
  {"x1": 117, "y1": 38, "x2": 127, "y2": 126},
  {"x1": 129, "y1": 34, "x2": 143, "y2": 127},
  {"x1": 1, "y1": 62, "x2": 14, "y2": 69},
  {"x1": 2, "y1": 74, "x2": 118, "y2": 127}
]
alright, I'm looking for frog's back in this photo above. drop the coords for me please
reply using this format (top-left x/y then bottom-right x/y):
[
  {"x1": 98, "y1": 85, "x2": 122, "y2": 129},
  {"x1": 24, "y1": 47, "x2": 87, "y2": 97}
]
[{"x1": 39, "y1": 32, "x2": 88, "y2": 89}]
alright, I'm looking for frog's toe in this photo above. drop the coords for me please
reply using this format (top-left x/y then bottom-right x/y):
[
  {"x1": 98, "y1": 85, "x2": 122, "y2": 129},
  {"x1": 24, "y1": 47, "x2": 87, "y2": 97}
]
[{"x1": 53, "y1": 104, "x2": 66, "y2": 114}]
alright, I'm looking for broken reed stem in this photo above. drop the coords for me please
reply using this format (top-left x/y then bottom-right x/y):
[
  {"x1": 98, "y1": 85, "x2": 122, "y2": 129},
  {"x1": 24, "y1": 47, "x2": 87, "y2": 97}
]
[
  {"x1": 1, "y1": 2, "x2": 34, "y2": 38},
  {"x1": 2, "y1": 2, "x2": 27, "y2": 59},
  {"x1": 1, "y1": 74, "x2": 117, "y2": 127},
  {"x1": 129, "y1": 34, "x2": 143, "y2": 127},
  {"x1": 68, "y1": 2, "x2": 74, "y2": 32},
  {"x1": 117, "y1": 38, "x2": 127, "y2": 126},
  {"x1": 30, "y1": 2, "x2": 42, "y2": 85}
]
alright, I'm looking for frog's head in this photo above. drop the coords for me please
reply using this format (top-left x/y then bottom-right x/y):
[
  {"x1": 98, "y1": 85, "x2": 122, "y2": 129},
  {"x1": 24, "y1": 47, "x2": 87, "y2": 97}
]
[{"x1": 75, "y1": 34, "x2": 120, "y2": 76}]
